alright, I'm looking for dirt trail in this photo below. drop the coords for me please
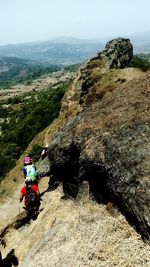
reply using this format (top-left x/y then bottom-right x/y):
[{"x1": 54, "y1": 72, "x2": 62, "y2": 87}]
[
  {"x1": 1, "y1": 67, "x2": 150, "y2": 266},
  {"x1": 0, "y1": 175, "x2": 49, "y2": 231},
  {"x1": 1, "y1": 182, "x2": 150, "y2": 267}
]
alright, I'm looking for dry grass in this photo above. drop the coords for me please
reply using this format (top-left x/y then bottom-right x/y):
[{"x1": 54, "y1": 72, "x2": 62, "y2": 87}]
[
  {"x1": 1, "y1": 182, "x2": 150, "y2": 267},
  {"x1": 1, "y1": 67, "x2": 150, "y2": 266},
  {"x1": 0, "y1": 72, "x2": 80, "y2": 225}
]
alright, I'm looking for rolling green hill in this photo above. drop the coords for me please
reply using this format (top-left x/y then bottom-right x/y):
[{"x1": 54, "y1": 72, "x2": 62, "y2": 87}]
[{"x1": 0, "y1": 56, "x2": 61, "y2": 88}]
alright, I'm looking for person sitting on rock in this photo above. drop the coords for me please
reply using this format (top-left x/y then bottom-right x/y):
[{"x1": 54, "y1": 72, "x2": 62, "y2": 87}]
[{"x1": 40, "y1": 147, "x2": 48, "y2": 160}]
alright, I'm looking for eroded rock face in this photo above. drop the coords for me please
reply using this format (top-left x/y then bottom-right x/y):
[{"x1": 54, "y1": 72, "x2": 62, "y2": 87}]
[
  {"x1": 102, "y1": 37, "x2": 133, "y2": 69},
  {"x1": 48, "y1": 38, "x2": 150, "y2": 241},
  {"x1": 80, "y1": 37, "x2": 133, "y2": 105}
]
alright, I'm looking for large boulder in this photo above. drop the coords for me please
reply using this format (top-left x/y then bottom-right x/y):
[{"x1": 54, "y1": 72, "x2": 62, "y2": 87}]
[
  {"x1": 80, "y1": 37, "x2": 133, "y2": 105},
  {"x1": 101, "y1": 37, "x2": 133, "y2": 69},
  {"x1": 48, "y1": 38, "x2": 150, "y2": 241}
]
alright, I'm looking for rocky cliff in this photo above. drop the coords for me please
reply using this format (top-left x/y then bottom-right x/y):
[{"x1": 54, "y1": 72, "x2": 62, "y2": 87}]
[
  {"x1": 47, "y1": 38, "x2": 150, "y2": 241},
  {"x1": 1, "y1": 38, "x2": 150, "y2": 267}
]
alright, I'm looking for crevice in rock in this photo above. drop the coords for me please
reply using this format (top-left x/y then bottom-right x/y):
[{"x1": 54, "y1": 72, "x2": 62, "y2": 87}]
[
  {"x1": 82, "y1": 163, "x2": 150, "y2": 243},
  {"x1": 79, "y1": 161, "x2": 110, "y2": 204},
  {"x1": 49, "y1": 142, "x2": 81, "y2": 199},
  {"x1": 53, "y1": 156, "x2": 150, "y2": 243}
]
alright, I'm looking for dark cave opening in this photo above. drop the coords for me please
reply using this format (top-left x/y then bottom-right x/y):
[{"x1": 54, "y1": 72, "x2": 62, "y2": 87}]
[{"x1": 48, "y1": 145, "x2": 150, "y2": 243}]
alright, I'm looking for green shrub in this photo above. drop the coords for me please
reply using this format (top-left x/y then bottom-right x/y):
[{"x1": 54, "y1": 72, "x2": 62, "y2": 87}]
[
  {"x1": 9, "y1": 96, "x2": 21, "y2": 104},
  {"x1": 29, "y1": 144, "x2": 43, "y2": 162},
  {"x1": 129, "y1": 55, "x2": 150, "y2": 71},
  {"x1": 0, "y1": 82, "x2": 69, "y2": 180}
]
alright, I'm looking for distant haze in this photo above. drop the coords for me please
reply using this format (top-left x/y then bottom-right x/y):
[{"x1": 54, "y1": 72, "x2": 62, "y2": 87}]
[{"x1": 1, "y1": 0, "x2": 150, "y2": 45}]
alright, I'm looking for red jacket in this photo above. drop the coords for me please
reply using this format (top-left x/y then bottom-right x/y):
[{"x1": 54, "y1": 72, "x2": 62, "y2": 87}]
[{"x1": 20, "y1": 185, "x2": 39, "y2": 207}]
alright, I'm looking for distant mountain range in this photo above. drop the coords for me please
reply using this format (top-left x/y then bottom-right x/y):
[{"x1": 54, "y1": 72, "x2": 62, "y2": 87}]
[
  {"x1": 0, "y1": 38, "x2": 104, "y2": 66},
  {"x1": 129, "y1": 31, "x2": 150, "y2": 53},
  {"x1": 0, "y1": 32, "x2": 150, "y2": 66}
]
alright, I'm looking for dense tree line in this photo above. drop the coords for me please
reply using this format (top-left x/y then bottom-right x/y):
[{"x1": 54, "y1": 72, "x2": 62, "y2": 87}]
[
  {"x1": 0, "y1": 62, "x2": 60, "y2": 88},
  {"x1": 129, "y1": 54, "x2": 150, "y2": 71},
  {"x1": 0, "y1": 83, "x2": 69, "y2": 180}
]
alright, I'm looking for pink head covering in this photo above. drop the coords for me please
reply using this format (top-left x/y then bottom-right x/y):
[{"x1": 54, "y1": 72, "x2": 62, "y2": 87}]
[{"x1": 24, "y1": 156, "x2": 31, "y2": 164}]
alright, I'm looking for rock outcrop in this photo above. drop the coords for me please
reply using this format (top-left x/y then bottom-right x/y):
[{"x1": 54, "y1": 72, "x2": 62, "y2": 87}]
[
  {"x1": 48, "y1": 38, "x2": 150, "y2": 241},
  {"x1": 80, "y1": 37, "x2": 133, "y2": 105}
]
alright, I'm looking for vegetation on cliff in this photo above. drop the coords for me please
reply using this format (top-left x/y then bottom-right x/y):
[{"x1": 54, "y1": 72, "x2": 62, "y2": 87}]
[
  {"x1": 0, "y1": 38, "x2": 150, "y2": 266},
  {"x1": 0, "y1": 56, "x2": 61, "y2": 88},
  {"x1": 0, "y1": 82, "x2": 70, "y2": 180},
  {"x1": 129, "y1": 54, "x2": 150, "y2": 71}
]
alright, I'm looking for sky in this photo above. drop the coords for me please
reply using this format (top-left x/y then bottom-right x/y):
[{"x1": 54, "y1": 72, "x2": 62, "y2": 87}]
[{"x1": 0, "y1": 0, "x2": 150, "y2": 45}]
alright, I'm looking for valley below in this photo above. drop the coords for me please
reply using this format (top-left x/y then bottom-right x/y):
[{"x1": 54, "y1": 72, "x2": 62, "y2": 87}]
[
  {"x1": 1, "y1": 36, "x2": 150, "y2": 266},
  {"x1": 0, "y1": 69, "x2": 76, "y2": 101}
]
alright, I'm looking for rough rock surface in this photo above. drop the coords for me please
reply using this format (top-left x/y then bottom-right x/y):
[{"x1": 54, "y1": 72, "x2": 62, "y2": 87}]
[
  {"x1": 48, "y1": 38, "x2": 150, "y2": 241},
  {"x1": 80, "y1": 37, "x2": 133, "y2": 105}
]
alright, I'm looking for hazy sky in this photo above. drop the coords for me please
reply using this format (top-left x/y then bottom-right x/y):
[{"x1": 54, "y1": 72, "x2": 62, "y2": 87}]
[{"x1": 0, "y1": 0, "x2": 150, "y2": 45}]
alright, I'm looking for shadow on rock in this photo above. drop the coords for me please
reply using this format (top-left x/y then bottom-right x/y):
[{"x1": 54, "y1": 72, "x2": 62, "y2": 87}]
[
  {"x1": 15, "y1": 207, "x2": 43, "y2": 229},
  {"x1": 1, "y1": 249, "x2": 18, "y2": 267}
]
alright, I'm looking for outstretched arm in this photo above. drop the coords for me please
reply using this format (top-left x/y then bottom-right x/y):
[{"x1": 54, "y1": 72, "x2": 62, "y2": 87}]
[{"x1": 22, "y1": 167, "x2": 26, "y2": 179}]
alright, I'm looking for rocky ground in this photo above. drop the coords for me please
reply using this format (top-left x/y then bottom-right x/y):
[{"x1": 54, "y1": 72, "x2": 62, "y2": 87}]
[
  {"x1": 1, "y1": 38, "x2": 150, "y2": 266},
  {"x1": 47, "y1": 38, "x2": 150, "y2": 241},
  {"x1": 0, "y1": 65, "x2": 150, "y2": 266},
  {"x1": 1, "y1": 178, "x2": 150, "y2": 267}
]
